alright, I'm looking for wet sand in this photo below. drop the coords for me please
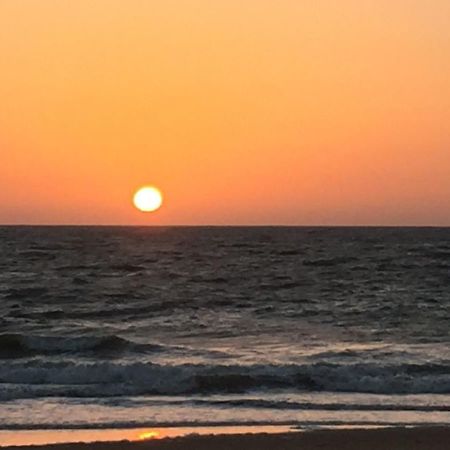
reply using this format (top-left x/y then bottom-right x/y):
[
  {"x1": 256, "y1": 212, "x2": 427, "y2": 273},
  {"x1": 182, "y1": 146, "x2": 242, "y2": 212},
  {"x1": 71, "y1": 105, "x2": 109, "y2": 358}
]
[{"x1": 3, "y1": 427, "x2": 450, "y2": 450}]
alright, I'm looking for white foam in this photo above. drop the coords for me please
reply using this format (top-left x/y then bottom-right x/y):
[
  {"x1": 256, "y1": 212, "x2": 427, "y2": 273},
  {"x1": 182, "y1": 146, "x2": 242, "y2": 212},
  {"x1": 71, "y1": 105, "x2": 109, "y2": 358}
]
[{"x1": 0, "y1": 361, "x2": 449, "y2": 400}]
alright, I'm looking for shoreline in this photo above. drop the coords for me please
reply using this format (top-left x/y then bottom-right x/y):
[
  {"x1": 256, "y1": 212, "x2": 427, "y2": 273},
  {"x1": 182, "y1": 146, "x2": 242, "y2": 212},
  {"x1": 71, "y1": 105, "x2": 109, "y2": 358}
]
[{"x1": 2, "y1": 426, "x2": 450, "y2": 450}]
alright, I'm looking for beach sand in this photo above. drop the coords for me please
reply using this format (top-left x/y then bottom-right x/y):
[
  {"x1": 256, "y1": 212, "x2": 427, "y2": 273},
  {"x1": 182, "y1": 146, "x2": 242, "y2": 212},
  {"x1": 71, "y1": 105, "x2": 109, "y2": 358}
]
[{"x1": 3, "y1": 427, "x2": 449, "y2": 450}]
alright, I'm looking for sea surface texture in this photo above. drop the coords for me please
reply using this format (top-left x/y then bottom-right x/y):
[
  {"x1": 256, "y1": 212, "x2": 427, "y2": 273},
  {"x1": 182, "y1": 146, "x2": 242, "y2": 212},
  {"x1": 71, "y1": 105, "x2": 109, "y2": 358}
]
[{"x1": 0, "y1": 226, "x2": 449, "y2": 430}]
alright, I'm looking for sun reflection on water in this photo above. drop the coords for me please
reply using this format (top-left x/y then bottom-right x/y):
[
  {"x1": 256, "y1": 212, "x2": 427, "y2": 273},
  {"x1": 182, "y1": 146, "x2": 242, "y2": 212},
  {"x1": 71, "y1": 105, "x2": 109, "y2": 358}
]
[{"x1": 138, "y1": 430, "x2": 161, "y2": 440}]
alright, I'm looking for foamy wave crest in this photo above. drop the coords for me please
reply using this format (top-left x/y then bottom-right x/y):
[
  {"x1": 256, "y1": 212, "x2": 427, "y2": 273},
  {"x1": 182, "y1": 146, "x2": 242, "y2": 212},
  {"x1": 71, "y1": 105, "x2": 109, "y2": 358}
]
[
  {"x1": 190, "y1": 398, "x2": 450, "y2": 412},
  {"x1": 0, "y1": 333, "x2": 165, "y2": 358},
  {"x1": 0, "y1": 360, "x2": 449, "y2": 400}
]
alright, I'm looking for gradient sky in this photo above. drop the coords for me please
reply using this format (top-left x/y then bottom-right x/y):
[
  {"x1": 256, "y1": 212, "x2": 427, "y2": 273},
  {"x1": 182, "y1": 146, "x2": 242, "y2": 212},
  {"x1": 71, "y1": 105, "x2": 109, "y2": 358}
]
[{"x1": 1, "y1": 1, "x2": 449, "y2": 225}]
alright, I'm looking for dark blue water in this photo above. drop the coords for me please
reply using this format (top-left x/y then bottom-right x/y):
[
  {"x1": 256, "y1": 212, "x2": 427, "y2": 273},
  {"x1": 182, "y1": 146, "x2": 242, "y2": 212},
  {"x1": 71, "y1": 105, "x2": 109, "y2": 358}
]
[{"x1": 0, "y1": 227, "x2": 449, "y2": 429}]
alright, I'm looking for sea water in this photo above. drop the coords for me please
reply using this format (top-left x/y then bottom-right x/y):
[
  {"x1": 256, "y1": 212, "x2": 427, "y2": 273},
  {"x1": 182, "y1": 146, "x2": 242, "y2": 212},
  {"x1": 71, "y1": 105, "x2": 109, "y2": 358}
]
[{"x1": 0, "y1": 226, "x2": 449, "y2": 432}]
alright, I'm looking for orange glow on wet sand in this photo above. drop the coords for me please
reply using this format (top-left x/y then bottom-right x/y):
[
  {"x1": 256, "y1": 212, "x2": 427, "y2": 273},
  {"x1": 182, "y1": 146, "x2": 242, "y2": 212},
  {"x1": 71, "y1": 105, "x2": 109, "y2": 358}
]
[
  {"x1": 138, "y1": 430, "x2": 161, "y2": 440},
  {"x1": 0, "y1": 426, "x2": 294, "y2": 446}
]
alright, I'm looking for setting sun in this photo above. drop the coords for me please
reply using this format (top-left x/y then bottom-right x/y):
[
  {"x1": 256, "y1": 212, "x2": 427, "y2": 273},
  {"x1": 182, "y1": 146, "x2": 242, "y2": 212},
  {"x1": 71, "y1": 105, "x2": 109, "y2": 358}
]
[{"x1": 133, "y1": 186, "x2": 163, "y2": 213}]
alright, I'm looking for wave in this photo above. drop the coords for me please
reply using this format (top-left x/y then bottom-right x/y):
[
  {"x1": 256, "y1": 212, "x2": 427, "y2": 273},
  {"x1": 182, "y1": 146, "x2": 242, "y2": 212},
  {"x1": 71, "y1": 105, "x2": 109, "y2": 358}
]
[
  {"x1": 0, "y1": 360, "x2": 449, "y2": 400},
  {"x1": 188, "y1": 398, "x2": 450, "y2": 412},
  {"x1": 302, "y1": 256, "x2": 357, "y2": 267},
  {"x1": 4, "y1": 287, "x2": 48, "y2": 300},
  {"x1": 0, "y1": 333, "x2": 165, "y2": 358}
]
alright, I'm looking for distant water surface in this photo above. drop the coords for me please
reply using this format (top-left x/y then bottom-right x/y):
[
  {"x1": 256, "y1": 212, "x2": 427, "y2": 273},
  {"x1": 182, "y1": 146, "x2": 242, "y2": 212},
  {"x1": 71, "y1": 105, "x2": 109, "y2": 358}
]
[{"x1": 0, "y1": 226, "x2": 449, "y2": 430}]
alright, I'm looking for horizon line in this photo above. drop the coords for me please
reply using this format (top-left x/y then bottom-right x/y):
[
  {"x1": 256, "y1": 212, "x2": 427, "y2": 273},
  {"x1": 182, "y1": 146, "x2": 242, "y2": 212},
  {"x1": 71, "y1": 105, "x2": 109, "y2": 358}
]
[{"x1": 0, "y1": 224, "x2": 449, "y2": 228}]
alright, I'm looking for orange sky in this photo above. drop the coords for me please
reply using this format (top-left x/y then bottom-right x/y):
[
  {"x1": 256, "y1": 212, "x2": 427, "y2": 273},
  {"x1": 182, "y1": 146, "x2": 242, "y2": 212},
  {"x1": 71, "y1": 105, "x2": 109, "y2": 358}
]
[{"x1": 1, "y1": 1, "x2": 449, "y2": 225}]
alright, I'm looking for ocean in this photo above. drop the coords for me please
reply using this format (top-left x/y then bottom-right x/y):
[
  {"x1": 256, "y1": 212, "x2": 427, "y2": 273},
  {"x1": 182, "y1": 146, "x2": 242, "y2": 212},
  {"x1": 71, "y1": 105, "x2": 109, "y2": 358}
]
[{"x1": 0, "y1": 226, "x2": 449, "y2": 432}]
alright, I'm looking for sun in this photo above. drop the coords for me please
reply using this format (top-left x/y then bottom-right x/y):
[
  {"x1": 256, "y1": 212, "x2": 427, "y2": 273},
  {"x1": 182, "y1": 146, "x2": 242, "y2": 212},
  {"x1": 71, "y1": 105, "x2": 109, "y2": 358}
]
[{"x1": 133, "y1": 186, "x2": 163, "y2": 212}]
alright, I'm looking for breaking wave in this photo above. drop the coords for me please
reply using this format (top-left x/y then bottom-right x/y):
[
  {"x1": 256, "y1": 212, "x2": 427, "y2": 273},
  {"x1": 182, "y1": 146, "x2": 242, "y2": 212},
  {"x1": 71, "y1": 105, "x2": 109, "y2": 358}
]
[
  {"x1": 1, "y1": 360, "x2": 449, "y2": 401},
  {"x1": 0, "y1": 333, "x2": 165, "y2": 358}
]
